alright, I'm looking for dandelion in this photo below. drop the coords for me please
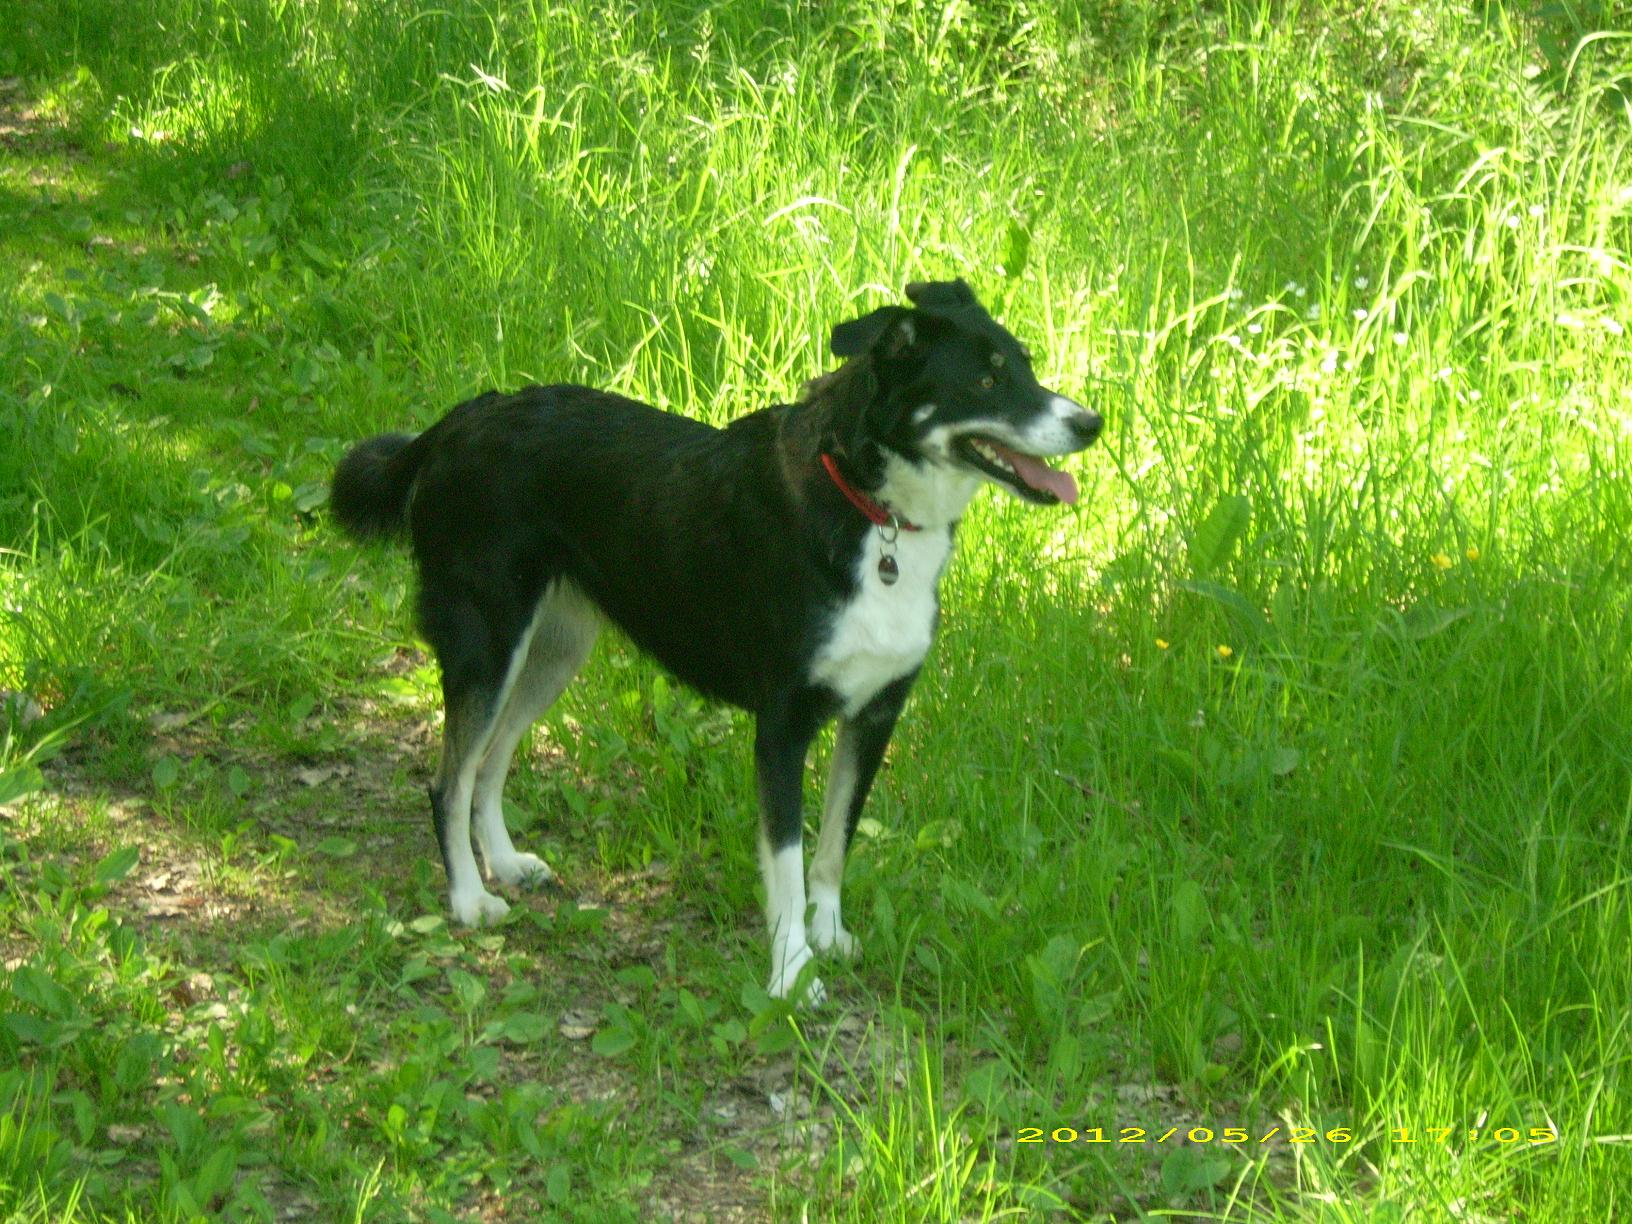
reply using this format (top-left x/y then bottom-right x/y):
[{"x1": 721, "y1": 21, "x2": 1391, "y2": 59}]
[
  {"x1": 1156, "y1": 638, "x2": 1170, "y2": 650},
  {"x1": 1430, "y1": 553, "x2": 1454, "y2": 570},
  {"x1": 1216, "y1": 644, "x2": 1234, "y2": 659},
  {"x1": 1465, "y1": 546, "x2": 1480, "y2": 561}
]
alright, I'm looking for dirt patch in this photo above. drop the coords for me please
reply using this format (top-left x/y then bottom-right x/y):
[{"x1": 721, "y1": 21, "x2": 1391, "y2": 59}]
[{"x1": 0, "y1": 76, "x2": 81, "y2": 158}]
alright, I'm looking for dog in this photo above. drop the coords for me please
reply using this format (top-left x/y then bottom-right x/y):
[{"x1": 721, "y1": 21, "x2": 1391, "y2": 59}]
[{"x1": 330, "y1": 279, "x2": 1102, "y2": 1002}]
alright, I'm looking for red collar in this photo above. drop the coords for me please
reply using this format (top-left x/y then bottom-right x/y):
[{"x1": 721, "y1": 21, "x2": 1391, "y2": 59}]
[{"x1": 820, "y1": 453, "x2": 921, "y2": 532}]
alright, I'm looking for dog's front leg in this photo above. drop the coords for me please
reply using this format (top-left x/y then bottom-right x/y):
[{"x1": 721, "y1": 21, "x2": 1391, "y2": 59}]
[
  {"x1": 755, "y1": 697, "x2": 825, "y2": 1003},
  {"x1": 809, "y1": 674, "x2": 914, "y2": 959}
]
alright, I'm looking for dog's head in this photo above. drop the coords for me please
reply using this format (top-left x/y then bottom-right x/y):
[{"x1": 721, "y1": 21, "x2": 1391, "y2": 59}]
[{"x1": 828, "y1": 279, "x2": 1102, "y2": 505}]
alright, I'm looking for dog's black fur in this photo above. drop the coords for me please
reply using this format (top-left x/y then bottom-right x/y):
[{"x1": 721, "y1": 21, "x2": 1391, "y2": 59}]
[{"x1": 332, "y1": 279, "x2": 1101, "y2": 1001}]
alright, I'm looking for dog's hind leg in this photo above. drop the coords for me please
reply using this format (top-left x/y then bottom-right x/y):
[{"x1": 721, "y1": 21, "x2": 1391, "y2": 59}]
[
  {"x1": 808, "y1": 674, "x2": 915, "y2": 959},
  {"x1": 470, "y1": 581, "x2": 599, "y2": 886},
  {"x1": 424, "y1": 591, "x2": 537, "y2": 927},
  {"x1": 430, "y1": 688, "x2": 512, "y2": 927},
  {"x1": 755, "y1": 691, "x2": 829, "y2": 1003}
]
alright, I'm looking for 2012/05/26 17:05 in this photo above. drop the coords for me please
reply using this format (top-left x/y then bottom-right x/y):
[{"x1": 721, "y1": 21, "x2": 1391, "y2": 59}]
[{"x1": 1016, "y1": 1126, "x2": 1560, "y2": 1145}]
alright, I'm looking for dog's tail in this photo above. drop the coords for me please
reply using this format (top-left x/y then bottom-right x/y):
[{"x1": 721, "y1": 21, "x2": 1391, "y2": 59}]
[{"x1": 330, "y1": 431, "x2": 426, "y2": 541}]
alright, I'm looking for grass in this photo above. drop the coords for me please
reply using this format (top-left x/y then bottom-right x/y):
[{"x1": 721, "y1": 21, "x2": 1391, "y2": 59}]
[{"x1": 1, "y1": 0, "x2": 1630, "y2": 1218}]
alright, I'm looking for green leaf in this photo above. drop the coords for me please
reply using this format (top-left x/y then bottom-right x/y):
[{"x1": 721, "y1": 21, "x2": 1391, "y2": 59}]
[
  {"x1": 1189, "y1": 493, "x2": 1252, "y2": 576},
  {"x1": 93, "y1": 844, "x2": 140, "y2": 884},
  {"x1": 1171, "y1": 878, "x2": 1209, "y2": 944},
  {"x1": 615, "y1": 964, "x2": 656, "y2": 992},
  {"x1": 1269, "y1": 745, "x2": 1299, "y2": 776},
  {"x1": 0, "y1": 764, "x2": 44, "y2": 807},
  {"x1": 12, "y1": 966, "x2": 76, "y2": 1017},
  {"x1": 1160, "y1": 1146, "x2": 1231, "y2": 1197},
  {"x1": 1002, "y1": 219, "x2": 1032, "y2": 280},
  {"x1": 915, "y1": 818, "x2": 963, "y2": 851},
  {"x1": 546, "y1": 1165, "x2": 573, "y2": 1203},
  {"x1": 446, "y1": 969, "x2": 486, "y2": 1012},
  {"x1": 961, "y1": 1060, "x2": 1012, "y2": 1105},
  {"x1": 1176, "y1": 579, "x2": 1271, "y2": 641},
  {"x1": 312, "y1": 836, "x2": 356, "y2": 858},
  {"x1": 590, "y1": 1026, "x2": 636, "y2": 1058},
  {"x1": 151, "y1": 755, "x2": 182, "y2": 790},
  {"x1": 497, "y1": 1012, "x2": 549, "y2": 1043},
  {"x1": 1154, "y1": 746, "x2": 1202, "y2": 788}
]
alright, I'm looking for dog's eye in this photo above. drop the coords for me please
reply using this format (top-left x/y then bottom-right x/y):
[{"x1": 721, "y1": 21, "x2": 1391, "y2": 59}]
[{"x1": 979, "y1": 375, "x2": 995, "y2": 389}]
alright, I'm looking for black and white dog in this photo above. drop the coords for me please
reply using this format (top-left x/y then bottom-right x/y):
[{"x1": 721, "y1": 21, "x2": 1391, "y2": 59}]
[{"x1": 331, "y1": 279, "x2": 1101, "y2": 1002}]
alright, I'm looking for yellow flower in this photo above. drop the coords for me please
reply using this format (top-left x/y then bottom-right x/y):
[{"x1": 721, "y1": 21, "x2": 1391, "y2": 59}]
[
  {"x1": 1156, "y1": 638, "x2": 1170, "y2": 650},
  {"x1": 1216, "y1": 644, "x2": 1233, "y2": 659},
  {"x1": 1430, "y1": 552, "x2": 1454, "y2": 570},
  {"x1": 1465, "y1": 546, "x2": 1480, "y2": 561}
]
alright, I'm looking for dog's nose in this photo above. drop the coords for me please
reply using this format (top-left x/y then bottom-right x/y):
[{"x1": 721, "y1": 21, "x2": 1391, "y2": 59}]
[{"x1": 1070, "y1": 411, "x2": 1104, "y2": 445}]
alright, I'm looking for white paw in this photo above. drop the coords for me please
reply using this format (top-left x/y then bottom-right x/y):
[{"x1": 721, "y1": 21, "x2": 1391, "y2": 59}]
[
  {"x1": 809, "y1": 913, "x2": 861, "y2": 959},
  {"x1": 450, "y1": 888, "x2": 511, "y2": 927},
  {"x1": 489, "y1": 850, "x2": 555, "y2": 887},
  {"x1": 767, "y1": 941, "x2": 825, "y2": 1006}
]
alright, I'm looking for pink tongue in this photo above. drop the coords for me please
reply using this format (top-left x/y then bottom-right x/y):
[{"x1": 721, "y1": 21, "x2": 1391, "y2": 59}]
[{"x1": 990, "y1": 442, "x2": 1079, "y2": 504}]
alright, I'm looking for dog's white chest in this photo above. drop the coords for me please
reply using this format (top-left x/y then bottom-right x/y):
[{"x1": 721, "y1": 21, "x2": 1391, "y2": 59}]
[{"x1": 810, "y1": 528, "x2": 951, "y2": 715}]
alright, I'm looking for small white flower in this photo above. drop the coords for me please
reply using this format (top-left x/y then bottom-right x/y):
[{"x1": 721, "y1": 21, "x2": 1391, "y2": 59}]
[
  {"x1": 1353, "y1": 307, "x2": 1369, "y2": 321},
  {"x1": 1505, "y1": 215, "x2": 1521, "y2": 229},
  {"x1": 1355, "y1": 276, "x2": 1370, "y2": 289},
  {"x1": 1247, "y1": 322, "x2": 1263, "y2": 335},
  {"x1": 1528, "y1": 204, "x2": 1544, "y2": 218},
  {"x1": 1392, "y1": 331, "x2": 1408, "y2": 346},
  {"x1": 1523, "y1": 64, "x2": 1543, "y2": 79},
  {"x1": 1602, "y1": 318, "x2": 1625, "y2": 336}
]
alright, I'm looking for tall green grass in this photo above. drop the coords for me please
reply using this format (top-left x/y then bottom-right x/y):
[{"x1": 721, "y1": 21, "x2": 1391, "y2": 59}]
[{"x1": 3, "y1": 0, "x2": 1630, "y2": 1218}]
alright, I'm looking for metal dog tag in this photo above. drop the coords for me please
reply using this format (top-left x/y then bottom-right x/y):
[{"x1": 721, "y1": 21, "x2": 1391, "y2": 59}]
[{"x1": 878, "y1": 554, "x2": 899, "y2": 584}]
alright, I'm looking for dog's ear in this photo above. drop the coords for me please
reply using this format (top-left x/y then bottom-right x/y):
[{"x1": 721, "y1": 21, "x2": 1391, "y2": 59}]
[
  {"x1": 830, "y1": 306, "x2": 915, "y2": 359},
  {"x1": 904, "y1": 279, "x2": 978, "y2": 311}
]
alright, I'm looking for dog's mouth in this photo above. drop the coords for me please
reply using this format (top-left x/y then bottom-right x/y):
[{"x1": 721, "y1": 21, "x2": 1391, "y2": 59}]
[{"x1": 955, "y1": 435, "x2": 1079, "y2": 505}]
